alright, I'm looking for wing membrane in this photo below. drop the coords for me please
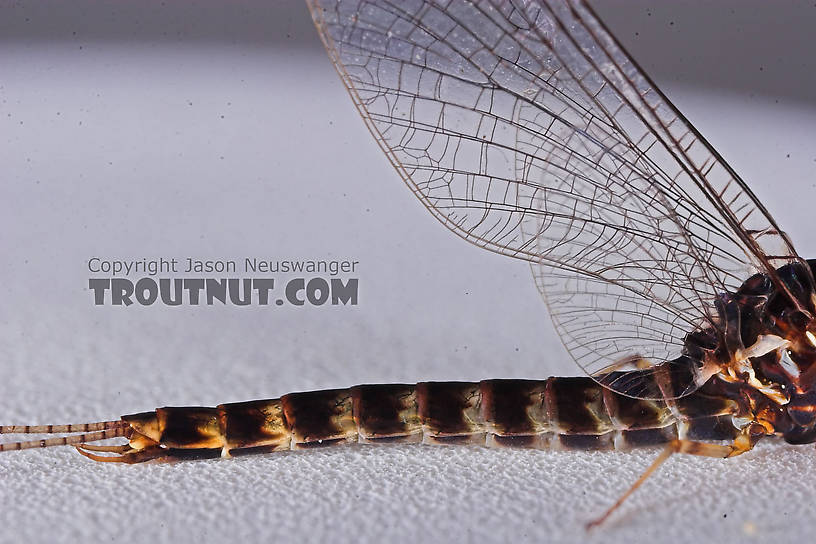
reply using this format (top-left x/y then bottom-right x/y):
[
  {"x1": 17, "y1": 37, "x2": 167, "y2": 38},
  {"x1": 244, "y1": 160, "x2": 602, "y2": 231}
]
[{"x1": 307, "y1": 0, "x2": 799, "y2": 398}]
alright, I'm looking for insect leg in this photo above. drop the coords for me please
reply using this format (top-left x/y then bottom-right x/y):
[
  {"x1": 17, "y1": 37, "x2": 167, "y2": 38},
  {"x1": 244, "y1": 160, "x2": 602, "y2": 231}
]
[{"x1": 586, "y1": 422, "x2": 766, "y2": 529}]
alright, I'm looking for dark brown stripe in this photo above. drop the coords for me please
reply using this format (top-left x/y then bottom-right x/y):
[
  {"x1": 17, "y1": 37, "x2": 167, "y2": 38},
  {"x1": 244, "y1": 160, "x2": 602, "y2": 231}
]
[
  {"x1": 603, "y1": 389, "x2": 671, "y2": 430},
  {"x1": 620, "y1": 426, "x2": 677, "y2": 449},
  {"x1": 558, "y1": 433, "x2": 614, "y2": 451},
  {"x1": 156, "y1": 407, "x2": 223, "y2": 449},
  {"x1": 490, "y1": 434, "x2": 537, "y2": 448},
  {"x1": 362, "y1": 434, "x2": 422, "y2": 444},
  {"x1": 481, "y1": 379, "x2": 547, "y2": 436},
  {"x1": 547, "y1": 377, "x2": 613, "y2": 434},
  {"x1": 416, "y1": 382, "x2": 484, "y2": 437},
  {"x1": 281, "y1": 388, "x2": 356, "y2": 445},
  {"x1": 229, "y1": 445, "x2": 283, "y2": 457},
  {"x1": 672, "y1": 377, "x2": 739, "y2": 419},
  {"x1": 684, "y1": 415, "x2": 738, "y2": 441},
  {"x1": 294, "y1": 437, "x2": 350, "y2": 449},
  {"x1": 218, "y1": 399, "x2": 290, "y2": 451},
  {"x1": 162, "y1": 448, "x2": 223, "y2": 460},
  {"x1": 351, "y1": 384, "x2": 421, "y2": 439},
  {"x1": 424, "y1": 434, "x2": 484, "y2": 446}
]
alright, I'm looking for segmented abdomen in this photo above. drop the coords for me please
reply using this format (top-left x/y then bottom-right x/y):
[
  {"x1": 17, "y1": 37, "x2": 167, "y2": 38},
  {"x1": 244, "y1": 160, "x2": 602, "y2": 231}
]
[{"x1": 122, "y1": 377, "x2": 742, "y2": 457}]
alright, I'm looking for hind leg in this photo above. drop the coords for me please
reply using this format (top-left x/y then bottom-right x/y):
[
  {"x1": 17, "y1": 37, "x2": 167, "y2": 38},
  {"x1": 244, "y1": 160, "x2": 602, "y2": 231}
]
[{"x1": 586, "y1": 422, "x2": 767, "y2": 529}]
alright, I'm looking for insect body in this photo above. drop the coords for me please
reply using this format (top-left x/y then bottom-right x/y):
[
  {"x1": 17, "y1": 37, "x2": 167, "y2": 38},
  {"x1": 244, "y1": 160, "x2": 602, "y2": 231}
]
[
  {"x1": 38, "y1": 376, "x2": 739, "y2": 462},
  {"x1": 2, "y1": 0, "x2": 814, "y2": 528},
  {"x1": 6, "y1": 260, "x2": 816, "y2": 461}
]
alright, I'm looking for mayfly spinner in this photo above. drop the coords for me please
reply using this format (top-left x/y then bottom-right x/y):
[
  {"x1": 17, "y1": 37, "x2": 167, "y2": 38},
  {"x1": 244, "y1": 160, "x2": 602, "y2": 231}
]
[{"x1": 3, "y1": 0, "x2": 814, "y2": 528}]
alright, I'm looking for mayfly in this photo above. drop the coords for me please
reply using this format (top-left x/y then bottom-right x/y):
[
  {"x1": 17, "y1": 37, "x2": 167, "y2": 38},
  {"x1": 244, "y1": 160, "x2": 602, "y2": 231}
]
[{"x1": 2, "y1": 0, "x2": 814, "y2": 528}]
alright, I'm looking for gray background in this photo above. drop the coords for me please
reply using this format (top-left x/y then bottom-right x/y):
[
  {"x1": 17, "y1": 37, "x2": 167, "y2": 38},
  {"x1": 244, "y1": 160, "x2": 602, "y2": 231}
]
[{"x1": 0, "y1": 1, "x2": 815, "y2": 543}]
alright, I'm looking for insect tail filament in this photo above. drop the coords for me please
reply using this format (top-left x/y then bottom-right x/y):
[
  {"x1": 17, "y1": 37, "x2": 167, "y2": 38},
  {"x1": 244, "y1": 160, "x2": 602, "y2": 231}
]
[
  {"x1": 0, "y1": 420, "x2": 124, "y2": 435},
  {"x1": 0, "y1": 420, "x2": 127, "y2": 452}
]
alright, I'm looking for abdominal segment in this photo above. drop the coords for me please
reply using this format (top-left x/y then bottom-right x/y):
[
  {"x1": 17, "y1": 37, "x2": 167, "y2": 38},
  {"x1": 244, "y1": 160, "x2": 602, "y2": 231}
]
[{"x1": 120, "y1": 376, "x2": 742, "y2": 460}]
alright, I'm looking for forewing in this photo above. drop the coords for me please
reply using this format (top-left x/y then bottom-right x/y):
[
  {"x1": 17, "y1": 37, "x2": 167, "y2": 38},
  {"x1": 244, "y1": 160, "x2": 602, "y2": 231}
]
[{"x1": 307, "y1": 0, "x2": 799, "y2": 398}]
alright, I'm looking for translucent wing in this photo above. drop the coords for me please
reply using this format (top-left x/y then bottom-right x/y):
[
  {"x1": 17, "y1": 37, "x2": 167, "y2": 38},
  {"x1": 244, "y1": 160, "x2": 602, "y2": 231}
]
[{"x1": 307, "y1": 0, "x2": 800, "y2": 398}]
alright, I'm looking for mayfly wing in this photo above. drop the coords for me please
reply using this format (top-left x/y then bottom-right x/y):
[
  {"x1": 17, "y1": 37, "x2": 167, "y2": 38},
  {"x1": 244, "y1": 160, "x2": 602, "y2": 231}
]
[
  {"x1": 504, "y1": 0, "x2": 802, "y2": 398},
  {"x1": 306, "y1": 0, "x2": 801, "y2": 399}
]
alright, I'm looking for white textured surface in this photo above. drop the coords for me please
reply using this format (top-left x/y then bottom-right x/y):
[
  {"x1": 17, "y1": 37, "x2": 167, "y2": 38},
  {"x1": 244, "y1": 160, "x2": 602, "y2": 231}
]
[
  {"x1": 2, "y1": 435, "x2": 816, "y2": 543},
  {"x1": 1, "y1": 3, "x2": 816, "y2": 543}
]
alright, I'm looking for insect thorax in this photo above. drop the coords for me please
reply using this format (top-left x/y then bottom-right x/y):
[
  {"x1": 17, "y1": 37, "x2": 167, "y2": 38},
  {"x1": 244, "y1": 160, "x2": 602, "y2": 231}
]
[{"x1": 684, "y1": 259, "x2": 816, "y2": 444}]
